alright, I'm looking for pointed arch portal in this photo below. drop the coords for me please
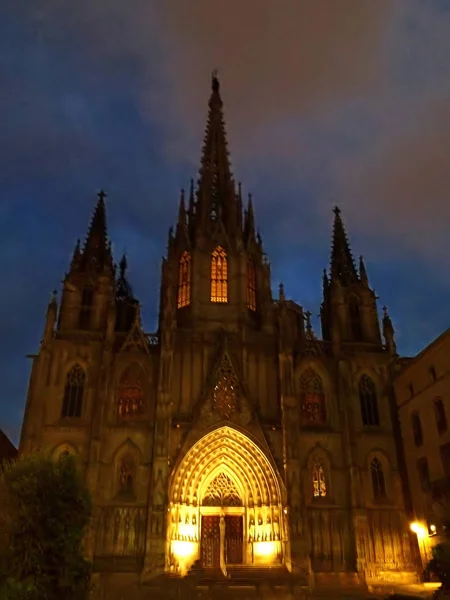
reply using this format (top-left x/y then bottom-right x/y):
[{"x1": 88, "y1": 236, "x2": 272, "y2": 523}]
[{"x1": 167, "y1": 426, "x2": 286, "y2": 573}]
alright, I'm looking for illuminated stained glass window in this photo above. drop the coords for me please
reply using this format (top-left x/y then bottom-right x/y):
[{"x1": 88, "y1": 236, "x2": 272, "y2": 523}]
[
  {"x1": 177, "y1": 251, "x2": 191, "y2": 309},
  {"x1": 211, "y1": 246, "x2": 228, "y2": 303},
  {"x1": 118, "y1": 454, "x2": 135, "y2": 495},
  {"x1": 61, "y1": 364, "x2": 85, "y2": 418},
  {"x1": 300, "y1": 368, "x2": 326, "y2": 424},
  {"x1": 312, "y1": 461, "x2": 327, "y2": 497},
  {"x1": 371, "y1": 458, "x2": 386, "y2": 499},
  {"x1": 247, "y1": 259, "x2": 256, "y2": 311},
  {"x1": 117, "y1": 363, "x2": 145, "y2": 419}
]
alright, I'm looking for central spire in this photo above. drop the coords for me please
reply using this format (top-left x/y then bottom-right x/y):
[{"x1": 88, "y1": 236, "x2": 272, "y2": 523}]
[
  {"x1": 196, "y1": 71, "x2": 236, "y2": 227},
  {"x1": 329, "y1": 206, "x2": 358, "y2": 286}
]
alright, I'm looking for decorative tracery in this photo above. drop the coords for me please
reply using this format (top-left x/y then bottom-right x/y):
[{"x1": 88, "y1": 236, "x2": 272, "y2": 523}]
[
  {"x1": 213, "y1": 358, "x2": 238, "y2": 419},
  {"x1": 61, "y1": 364, "x2": 85, "y2": 418},
  {"x1": 79, "y1": 286, "x2": 94, "y2": 330},
  {"x1": 358, "y1": 374, "x2": 380, "y2": 426},
  {"x1": 247, "y1": 259, "x2": 256, "y2": 311},
  {"x1": 211, "y1": 246, "x2": 228, "y2": 303},
  {"x1": 312, "y1": 461, "x2": 327, "y2": 498},
  {"x1": 299, "y1": 368, "x2": 326, "y2": 424},
  {"x1": 117, "y1": 363, "x2": 145, "y2": 419},
  {"x1": 349, "y1": 295, "x2": 363, "y2": 341},
  {"x1": 370, "y1": 458, "x2": 386, "y2": 499},
  {"x1": 202, "y1": 473, "x2": 242, "y2": 506},
  {"x1": 177, "y1": 251, "x2": 191, "y2": 309}
]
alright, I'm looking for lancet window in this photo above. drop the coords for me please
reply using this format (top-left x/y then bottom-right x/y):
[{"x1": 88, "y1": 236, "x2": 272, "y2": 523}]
[
  {"x1": 370, "y1": 458, "x2": 386, "y2": 500},
  {"x1": 177, "y1": 251, "x2": 191, "y2": 309},
  {"x1": 299, "y1": 368, "x2": 326, "y2": 424},
  {"x1": 61, "y1": 364, "x2": 85, "y2": 418},
  {"x1": 411, "y1": 411, "x2": 423, "y2": 446},
  {"x1": 211, "y1": 246, "x2": 228, "y2": 303},
  {"x1": 358, "y1": 374, "x2": 380, "y2": 426},
  {"x1": 79, "y1": 286, "x2": 94, "y2": 330},
  {"x1": 312, "y1": 461, "x2": 327, "y2": 498},
  {"x1": 247, "y1": 259, "x2": 256, "y2": 311},
  {"x1": 202, "y1": 473, "x2": 242, "y2": 507},
  {"x1": 117, "y1": 363, "x2": 145, "y2": 419},
  {"x1": 349, "y1": 296, "x2": 363, "y2": 341},
  {"x1": 118, "y1": 454, "x2": 136, "y2": 496}
]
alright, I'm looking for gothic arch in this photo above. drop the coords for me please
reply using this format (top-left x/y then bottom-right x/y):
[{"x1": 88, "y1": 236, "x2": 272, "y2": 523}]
[
  {"x1": 111, "y1": 439, "x2": 142, "y2": 499},
  {"x1": 61, "y1": 363, "x2": 86, "y2": 418},
  {"x1": 304, "y1": 445, "x2": 332, "y2": 501},
  {"x1": 115, "y1": 361, "x2": 147, "y2": 419},
  {"x1": 170, "y1": 426, "x2": 283, "y2": 507},
  {"x1": 365, "y1": 449, "x2": 392, "y2": 502},
  {"x1": 296, "y1": 365, "x2": 328, "y2": 425},
  {"x1": 52, "y1": 442, "x2": 78, "y2": 459},
  {"x1": 110, "y1": 438, "x2": 143, "y2": 465}
]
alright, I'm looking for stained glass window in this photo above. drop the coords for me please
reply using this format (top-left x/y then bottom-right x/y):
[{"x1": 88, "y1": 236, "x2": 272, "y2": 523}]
[
  {"x1": 211, "y1": 246, "x2": 228, "y2": 303},
  {"x1": 61, "y1": 364, "x2": 85, "y2": 418},
  {"x1": 247, "y1": 259, "x2": 256, "y2": 311},
  {"x1": 359, "y1": 375, "x2": 380, "y2": 426},
  {"x1": 312, "y1": 461, "x2": 327, "y2": 498},
  {"x1": 370, "y1": 458, "x2": 386, "y2": 499},
  {"x1": 177, "y1": 251, "x2": 191, "y2": 309},
  {"x1": 300, "y1": 368, "x2": 326, "y2": 424},
  {"x1": 117, "y1": 363, "x2": 145, "y2": 419}
]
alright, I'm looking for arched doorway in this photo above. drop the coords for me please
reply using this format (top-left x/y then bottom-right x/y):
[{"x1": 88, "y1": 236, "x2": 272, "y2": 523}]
[{"x1": 167, "y1": 426, "x2": 286, "y2": 574}]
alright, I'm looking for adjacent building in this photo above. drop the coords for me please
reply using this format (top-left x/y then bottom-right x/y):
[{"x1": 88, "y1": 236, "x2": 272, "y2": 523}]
[
  {"x1": 0, "y1": 429, "x2": 18, "y2": 468},
  {"x1": 394, "y1": 328, "x2": 450, "y2": 565},
  {"x1": 19, "y1": 75, "x2": 419, "y2": 597}
]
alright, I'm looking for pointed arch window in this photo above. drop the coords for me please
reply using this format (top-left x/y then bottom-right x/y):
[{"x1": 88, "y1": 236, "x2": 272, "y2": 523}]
[
  {"x1": 370, "y1": 458, "x2": 386, "y2": 500},
  {"x1": 247, "y1": 259, "x2": 256, "y2": 311},
  {"x1": 61, "y1": 364, "x2": 85, "y2": 418},
  {"x1": 312, "y1": 461, "x2": 327, "y2": 498},
  {"x1": 358, "y1": 374, "x2": 380, "y2": 426},
  {"x1": 118, "y1": 454, "x2": 136, "y2": 496},
  {"x1": 117, "y1": 363, "x2": 145, "y2": 419},
  {"x1": 211, "y1": 246, "x2": 228, "y2": 303},
  {"x1": 434, "y1": 398, "x2": 447, "y2": 435},
  {"x1": 177, "y1": 251, "x2": 191, "y2": 309},
  {"x1": 79, "y1": 286, "x2": 94, "y2": 330},
  {"x1": 299, "y1": 368, "x2": 326, "y2": 424},
  {"x1": 349, "y1": 296, "x2": 363, "y2": 341}
]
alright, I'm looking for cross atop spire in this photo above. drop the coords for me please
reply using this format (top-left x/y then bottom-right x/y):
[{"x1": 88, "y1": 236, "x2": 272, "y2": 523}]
[
  {"x1": 78, "y1": 190, "x2": 113, "y2": 274},
  {"x1": 329, "y1": 206, "x2": 358, "y2": 286},
  {"x1": 196, "y1": 72, "x2": 236, "y2": 228}
]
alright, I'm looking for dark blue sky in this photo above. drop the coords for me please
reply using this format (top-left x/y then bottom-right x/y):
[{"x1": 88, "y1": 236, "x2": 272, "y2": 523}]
[{"x1": 1, "y1": 2, "x2": 450, "y2": 446}]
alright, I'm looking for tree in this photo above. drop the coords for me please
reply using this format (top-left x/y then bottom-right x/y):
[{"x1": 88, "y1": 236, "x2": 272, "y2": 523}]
[{"x1": 0, "y1": 452, "x2": 93, "y2": 600}]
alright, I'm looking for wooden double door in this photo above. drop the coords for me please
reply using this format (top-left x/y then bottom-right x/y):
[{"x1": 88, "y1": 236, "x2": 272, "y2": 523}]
[{"x1": 200, "y1": 515, "x2": 243, "y2": 567}]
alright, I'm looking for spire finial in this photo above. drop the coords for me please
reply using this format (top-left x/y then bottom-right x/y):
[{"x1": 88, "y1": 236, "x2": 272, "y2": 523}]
[
  {"x1": 98, "y1": 189, "x2": 107, "y2": 203},
  {"x1": 212, "y1": 69, "x2": 220, "y2": 93},
  {"x1": 279, "y1": 282, "x2": 285, "y2": 301}
]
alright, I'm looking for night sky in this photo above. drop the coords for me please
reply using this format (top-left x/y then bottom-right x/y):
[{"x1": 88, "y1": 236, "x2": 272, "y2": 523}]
[{"x1": 1, "y1": 2, "x2": 450, "y2": 446}]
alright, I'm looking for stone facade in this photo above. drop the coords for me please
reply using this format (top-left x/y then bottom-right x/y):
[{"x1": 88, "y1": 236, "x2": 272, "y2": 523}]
[
  {"x1": 393, "y1": 328, "x2": 450, "y2": 567},
  {"x1": 19, "y1": 75, "x2": 418, "y2": 596}
]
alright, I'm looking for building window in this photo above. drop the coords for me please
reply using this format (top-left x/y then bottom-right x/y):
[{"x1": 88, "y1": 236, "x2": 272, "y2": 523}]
[
  {"x1": 247, "y1": 259, "x2": 256, "y2": 311},
  {"x1": 118, "y1": 455, "x2": 135, "y2": 496},
  {"x1": 358, "y1": 374, "x2": 380, "y2": 426},
  {"x1": 370, "y1": 458, "x2": 386, "y2": 500},
  {"x1": 408, "y1": 383, "x2": 414, "y2": 398},
  {"x1": 411, "y1": 411, "x2": 423, "y2": 447},
  {"x1": 440, "y1": 442, "x2": 450, "y2": 476},
  {"x1": 312, "y1": 461, "x2": 327, "y2": 498},
  {"x1": 349, "y1": 296, "x2": 363, "y2": 341},
  {"x1": 435, "y1": 398, "x2": 447, "y2": 435},
  {"x1": 211, "y1": 246, "x2": 228, "y2": 303},
  {"x1": 61, "y1": 364, "x2": 85, "y2": 418},
  {"x1": 117, "y1": 363, "x2": 145, "y2": 419},
  {"x1": 430, "y1": 366, "x2": 437, "y2": 382},
  {"x1": 78, "y1": 286, "x2": 94, "y2": 330},
  {"x1": 299, "y1": 368, "x2": 326, "y2": 424},
  {"x1": 417, "y1": 457, "x2": 430, "y2": 492},
  {"x1": 177, "y1": 251, "x2": 191, "y2": 309}
]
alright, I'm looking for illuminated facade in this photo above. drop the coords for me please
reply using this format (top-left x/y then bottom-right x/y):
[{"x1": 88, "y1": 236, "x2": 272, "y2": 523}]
[{"x1": 19, "y1": 75, "x2": 418, "y2": 595}]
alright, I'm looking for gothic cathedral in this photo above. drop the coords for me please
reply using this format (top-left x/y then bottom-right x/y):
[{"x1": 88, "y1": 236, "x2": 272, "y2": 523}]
[{"x1": 19, "y1": 75, "x2": 417, "y2": 592}]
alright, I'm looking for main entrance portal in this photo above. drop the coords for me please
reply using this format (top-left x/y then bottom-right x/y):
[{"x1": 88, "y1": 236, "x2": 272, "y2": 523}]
[
  {"x1": 200, "y1": 515, "x2": 244, "y2": 567},
  {"x1": 168, "y1": 426, "x2": 286, "y2": 575}
]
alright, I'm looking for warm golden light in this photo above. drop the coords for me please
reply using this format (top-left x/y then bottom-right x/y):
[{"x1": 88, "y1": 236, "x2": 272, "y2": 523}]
[
  {"x1": 430, "y1": 524, "x2": 436, "y2": 533},
  {"x1": 211, "y1": 246, "x2": 228, "y2": 303},
  {"x1": 410, "y1": 522, "x2": 426, "y2": 539},
  {"x1": 172, "y1": 540, "x2": 197, "y2": 558},
  {"x1": 177, "y1": 251, "x2": 191, "y2": 308}
]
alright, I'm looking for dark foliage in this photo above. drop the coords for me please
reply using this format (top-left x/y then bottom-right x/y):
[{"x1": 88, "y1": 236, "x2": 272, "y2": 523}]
[{"x1": 0, "y1": 452, "x2": 93, "y2": 600}]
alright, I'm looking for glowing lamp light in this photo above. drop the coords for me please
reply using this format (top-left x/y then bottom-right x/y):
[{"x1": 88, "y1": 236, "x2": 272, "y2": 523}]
[
  {"x1": 172, "y1": 540, "x2": 197, "y2": 558},
  {"x1": 253, "y1": 541, "x2": 279, "y2": 559},
  {"x1": 410, "y1": 522, "x2": 426, "y2": 539},
  {"x1": 430, "y1": 524, "x2": 437, "y2": 533}
]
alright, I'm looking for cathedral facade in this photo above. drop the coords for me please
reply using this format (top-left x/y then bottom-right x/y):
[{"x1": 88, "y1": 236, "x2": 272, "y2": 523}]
[{"x1": 19, "y1": 75, "x2": 418, "y2": 592}]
